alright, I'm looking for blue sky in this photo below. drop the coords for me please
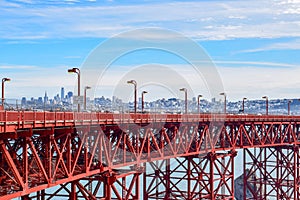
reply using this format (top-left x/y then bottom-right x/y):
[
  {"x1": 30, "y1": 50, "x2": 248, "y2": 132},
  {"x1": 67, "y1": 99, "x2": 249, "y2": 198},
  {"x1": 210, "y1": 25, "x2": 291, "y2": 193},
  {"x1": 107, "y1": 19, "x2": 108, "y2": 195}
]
[{"x1": 1, "y1": 0, "x2": 300, "y2": 101}]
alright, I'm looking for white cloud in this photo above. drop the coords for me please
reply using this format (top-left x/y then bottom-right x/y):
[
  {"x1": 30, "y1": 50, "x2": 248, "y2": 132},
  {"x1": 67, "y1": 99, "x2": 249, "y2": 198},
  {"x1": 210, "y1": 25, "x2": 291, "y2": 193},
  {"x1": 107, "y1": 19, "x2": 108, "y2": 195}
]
[
  {"x1": 228, "y1": 15, "x2": 247, "y2": 19},
  {"x1": 0, "y1": 65, "x2": 39, "y2": 70},
  {"x1": 13, "y1": 0, "x2": 33, "y2": 4},
  {"x1": 1, "y1": 0, "x2": 300, "y2": 40},
  {"x1": 214, "y1": 60, "x2": 299, "y2": 68},
  {"x1": 276, "y1": 0, "x2": 300, "y2": 14},
  {"x1": 238, "y1": 39, "x2": 300, "y2": 53}
]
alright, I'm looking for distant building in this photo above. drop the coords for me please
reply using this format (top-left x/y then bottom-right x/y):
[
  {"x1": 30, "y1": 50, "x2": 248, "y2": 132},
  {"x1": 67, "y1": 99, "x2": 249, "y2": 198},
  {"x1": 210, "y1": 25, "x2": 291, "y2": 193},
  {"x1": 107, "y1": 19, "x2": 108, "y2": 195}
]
[
  {"x1": 61, "y1": 87, "x2": 65, "y2": 100},
  {"x1": 38, "y1": 97, "x2": 43, "y2": 104},
  {"x1": 44, "y1": 91, "x2": 48, "y2": 104},
  {"x1": 67, "y1": 91, "x2": 73, "y2": 99},
  {"x1": 54, "y1": 94, "x2": 60, "y2": 103},
  {"x1": 21, "y1": 97, "x2": 26, "y2": 106}
]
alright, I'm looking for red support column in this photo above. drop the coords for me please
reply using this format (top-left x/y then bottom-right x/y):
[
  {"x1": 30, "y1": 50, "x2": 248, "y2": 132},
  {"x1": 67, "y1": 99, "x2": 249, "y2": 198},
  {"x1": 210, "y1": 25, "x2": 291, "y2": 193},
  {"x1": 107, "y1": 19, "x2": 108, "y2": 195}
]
[
  {"x1": 104, "y1": 176, "x2": 112, "y2": 200},
  {"x1": 165, "y1": 159, "x2": 171, "y2": 199},
  {"x1": 294, "y1": 145, "x2": 300, "y2": 199},
  {"x1": 41, "y1": 190, "x2": 45, "y2": 200},
  {"x1": 187, "y1": 156, "x2": 191, "y2": 200},
  {"x1": 209, "y1": 153, "x2": 215, "y2": 200},
  {"x1": 143, "y1": 162, "x2": 148, "y2": 199},
  {"x1": 23, "y1": 137, "x2": 28, "y2": 189},
  {"x1": 70, "y1": 181, "x2": 77, "y2": 200},
  {"x1": 135, "y1": 166, "x2": 140, "y2": 200}
]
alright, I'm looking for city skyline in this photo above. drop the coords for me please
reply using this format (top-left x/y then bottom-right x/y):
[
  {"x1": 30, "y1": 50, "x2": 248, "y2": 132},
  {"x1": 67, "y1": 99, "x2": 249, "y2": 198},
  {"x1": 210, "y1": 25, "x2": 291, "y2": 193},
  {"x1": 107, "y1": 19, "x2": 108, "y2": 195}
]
[
  {"x1": 9, "y1": 85, "x2": 300, "y2": 116},
  {"x1": 1, "y1": 0, "x2": 300, "y2": 100}
]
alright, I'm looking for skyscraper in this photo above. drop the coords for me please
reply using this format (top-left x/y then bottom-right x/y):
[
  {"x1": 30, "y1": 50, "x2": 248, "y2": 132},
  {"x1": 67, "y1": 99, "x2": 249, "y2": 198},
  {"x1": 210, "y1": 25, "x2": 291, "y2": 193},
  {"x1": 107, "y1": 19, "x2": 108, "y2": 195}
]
[
  {"x1": 61, "y1": 87, "x2": 65, "y2": 100},
  {"x1": 44, "y1": 91, "x2": 48, "y2": 104}
]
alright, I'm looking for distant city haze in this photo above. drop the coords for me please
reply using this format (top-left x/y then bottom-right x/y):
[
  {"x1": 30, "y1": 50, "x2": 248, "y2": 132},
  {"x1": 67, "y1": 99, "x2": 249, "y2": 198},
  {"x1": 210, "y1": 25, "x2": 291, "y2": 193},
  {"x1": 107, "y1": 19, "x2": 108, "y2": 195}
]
[
  {"x1": 1, "y1": 1, "x2": 300, "y2": 101},
  {"x1": 4, "y1": 86, "x2": 298, "y2": 116}
]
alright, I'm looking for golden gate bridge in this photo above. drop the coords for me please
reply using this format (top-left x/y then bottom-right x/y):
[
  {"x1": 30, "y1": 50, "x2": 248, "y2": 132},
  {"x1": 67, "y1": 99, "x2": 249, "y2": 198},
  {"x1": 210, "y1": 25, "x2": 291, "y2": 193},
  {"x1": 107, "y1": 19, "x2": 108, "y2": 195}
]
[{"x1": 0, "y1": 111, "x2": 299, "y2": 199}]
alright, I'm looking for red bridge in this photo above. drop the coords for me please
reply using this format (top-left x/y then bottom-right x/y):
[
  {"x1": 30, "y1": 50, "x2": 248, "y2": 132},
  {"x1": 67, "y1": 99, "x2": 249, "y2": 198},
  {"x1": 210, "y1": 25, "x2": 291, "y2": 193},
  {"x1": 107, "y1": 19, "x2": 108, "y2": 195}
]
[{"x1": 0, "y1": 111, "x2": 300, "y2": 199}]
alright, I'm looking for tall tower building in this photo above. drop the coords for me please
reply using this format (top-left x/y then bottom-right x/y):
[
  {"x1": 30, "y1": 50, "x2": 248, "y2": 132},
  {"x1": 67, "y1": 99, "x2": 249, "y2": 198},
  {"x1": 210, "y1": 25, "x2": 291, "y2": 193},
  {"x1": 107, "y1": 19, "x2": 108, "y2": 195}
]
[
  {"x1": 61, "y1": 87, "x2": 65, "y2": 100},
  {"x1": 44, "y1": 91, "x2": 48, "y2": 104}
]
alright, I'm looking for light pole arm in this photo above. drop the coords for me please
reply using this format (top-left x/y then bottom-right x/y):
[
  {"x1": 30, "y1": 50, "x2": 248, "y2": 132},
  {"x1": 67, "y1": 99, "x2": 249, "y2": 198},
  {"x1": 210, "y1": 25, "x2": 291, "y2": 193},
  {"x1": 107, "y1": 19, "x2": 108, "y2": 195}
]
[
  {"x1": 1, "y1": 81, "x2": 4, "y2": 106},
  {"x1": 127, "y1": 80, "x2": 137, "y2": 114},
  {"x1": 2, "y1": 78, "x2": 11, "y2": 107}
]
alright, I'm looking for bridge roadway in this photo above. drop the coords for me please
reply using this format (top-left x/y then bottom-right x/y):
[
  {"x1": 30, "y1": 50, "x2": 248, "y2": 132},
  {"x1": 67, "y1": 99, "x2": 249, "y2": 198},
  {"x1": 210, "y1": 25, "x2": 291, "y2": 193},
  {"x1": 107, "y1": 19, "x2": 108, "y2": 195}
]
[{"x1": 0, "y1": 111, "x2": 300, "y2": 199}]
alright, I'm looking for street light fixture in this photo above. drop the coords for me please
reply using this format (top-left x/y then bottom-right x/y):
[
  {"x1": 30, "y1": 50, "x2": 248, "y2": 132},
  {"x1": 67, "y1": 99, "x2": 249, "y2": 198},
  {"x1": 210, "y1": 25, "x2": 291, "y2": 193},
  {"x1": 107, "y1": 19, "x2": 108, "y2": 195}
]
[
  {"x1": 180, "y1": 88, "x2": 188, "y2": 114},
  {"x1": 220, "y1": 92, "x2": 226, "y2": 114},
  {"x1": 262, "y1": 96, "x2": 268, "y2": 115},
  {"x1": 288, "y1": 100, "x2": 293, "y2": 115},
  {"x1": 127, "y1": 80, "x2": 137, "y2": 114},
  {"x1": 197, "y1": 94, "x2": 203, "y2": 114},
  {"x1": 242, "y1": 97, "x2": 247, "y2": 113},
  {"x1": 2, "y1": 78, "x2": 11, "y2": 107},
  {"x1": 84, "y1": 86, "x2": 91, "y2": 111},
  {"x1": 141, "y1": 91, "x2": 148, "y2": 113},
  {"x1": 68, "y1": 67, "x2": 81, "y2": 112}
]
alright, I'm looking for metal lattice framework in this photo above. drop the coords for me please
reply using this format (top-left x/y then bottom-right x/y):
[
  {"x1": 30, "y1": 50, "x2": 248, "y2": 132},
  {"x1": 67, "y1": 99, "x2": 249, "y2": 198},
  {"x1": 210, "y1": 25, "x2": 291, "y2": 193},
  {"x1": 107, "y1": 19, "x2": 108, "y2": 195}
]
[
  {"x1": 144, "y1": 153, "x2": 235, "y2": 200},
  {"x1": 244, "y1": 146, "x2": 300, "y2": 200},
  {"x1": 1, "y1": 111, "x2": 300, "y2": 199}
]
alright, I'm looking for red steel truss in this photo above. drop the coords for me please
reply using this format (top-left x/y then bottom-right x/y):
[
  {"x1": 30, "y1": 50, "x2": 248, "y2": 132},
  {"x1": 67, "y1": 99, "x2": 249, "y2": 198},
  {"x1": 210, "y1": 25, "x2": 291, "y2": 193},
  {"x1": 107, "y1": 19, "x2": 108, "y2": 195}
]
[
  {"x1": 144, "y1": 153, "x2": 235, "y2": 200},
  {"x1": 244, "y1": 146, "x2": 300, "y2": 200},
  {"x1": 0, "y1": 111, "x2": 300, "y2": 199}
]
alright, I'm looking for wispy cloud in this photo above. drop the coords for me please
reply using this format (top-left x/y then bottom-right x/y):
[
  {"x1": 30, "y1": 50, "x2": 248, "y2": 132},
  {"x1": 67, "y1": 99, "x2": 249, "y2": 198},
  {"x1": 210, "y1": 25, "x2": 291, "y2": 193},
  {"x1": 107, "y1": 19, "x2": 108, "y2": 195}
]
[
  {"x1": 1, "y1": 0, "x2": 300, "y2": 40},
  {"x1": 0, "y1": 65, "x2": 39, "y2": 70},
  {"x1": 13, "y1": 0, "x2": 33, "y2": 4},
  {"x1": 214, "y1": 60, "x2": 299, "y2": 68},
  {"x1": 238, "y1": 39, "x2": 300, "y2": 53}
]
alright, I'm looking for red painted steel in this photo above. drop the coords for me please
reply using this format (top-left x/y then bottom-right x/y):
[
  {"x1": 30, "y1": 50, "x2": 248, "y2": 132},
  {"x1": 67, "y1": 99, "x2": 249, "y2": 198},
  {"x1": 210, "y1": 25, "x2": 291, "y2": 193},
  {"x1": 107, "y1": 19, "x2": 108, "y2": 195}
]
[
  {"x1": 144, "y1": 153, "x2": 235, "y2": 200},
  {"x1": 244, "y1": 146, "x2": 300, "y2": 199},
  {"x1": 0, "y1": 111, "x2": 300, "y2": 199}
]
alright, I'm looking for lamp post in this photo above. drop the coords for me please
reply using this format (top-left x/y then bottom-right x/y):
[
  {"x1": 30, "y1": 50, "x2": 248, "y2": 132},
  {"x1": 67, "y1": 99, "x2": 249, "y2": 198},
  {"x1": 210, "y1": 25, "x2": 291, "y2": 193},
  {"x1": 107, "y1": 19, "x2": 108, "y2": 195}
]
[
  {"x1": 242, "y1": 97, "x2": 247, "y2": 113},
  {"x1": 141, "y1": 91, "x2": 147, "y2": 113},
  {"x1": 84, "y1": 86, "x2": 91, "y2": 111},
  {"x1": 262, "y1": 96, "x2": 268, "y2": 115},
  {"x1": 180, "y1": 88, "x2": 187, "y2": 114},
  {"x1": 127, "y1": 80, "x2": 137, "y2": 114},
  {"x1": 68, "y1": 68, "x2": 81, "y2": 112},
  {"x1": 2, "y1": 78, "x2": 11, "y2": 107},
  {"x1": 197, "y1": 94, "x2": 203, "y2": 114},
  {"x1": 288, "y1": 100, "x2": 292, "y2": 115},
  {"x1": 220, "y1": 92, "x2": 226, "y2": 114}
]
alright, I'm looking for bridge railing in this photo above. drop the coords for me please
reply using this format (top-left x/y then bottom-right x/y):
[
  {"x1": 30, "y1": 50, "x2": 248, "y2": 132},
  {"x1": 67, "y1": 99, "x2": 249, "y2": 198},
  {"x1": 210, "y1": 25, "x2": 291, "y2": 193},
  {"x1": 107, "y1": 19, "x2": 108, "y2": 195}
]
[{"x1": 1, "y1": 111, "x2": 300, "y2": 130}]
